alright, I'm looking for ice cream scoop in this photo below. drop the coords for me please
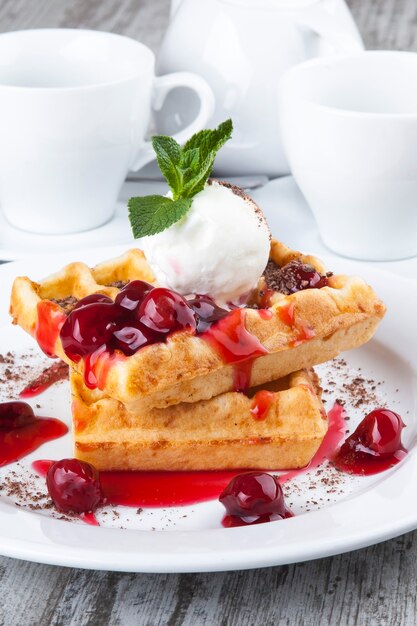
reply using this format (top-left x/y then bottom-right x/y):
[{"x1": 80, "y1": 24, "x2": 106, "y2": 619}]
[{"x1": 141, "y1": 180, "x2": 271, "y2": 304}]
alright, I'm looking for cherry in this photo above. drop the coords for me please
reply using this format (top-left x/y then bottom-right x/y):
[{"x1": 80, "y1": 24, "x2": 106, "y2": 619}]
[
  {"x1": 331, "y1": 407, "x2": 407, "y2": 476},
  {"x1": 285, "y1": 261, "x2": 327, "y2": 293},
  {"x1": 46, "y1": 458, "x2": 102, "y2": 514},
  {"x1": 60, "y1": 301, "x2": 122, "y2": 361},
  {"x1": 219, "y1": 472, "x2": 286, "y2": 522},
  {"x1": 112, "y1": 323, "x2": 156, "y2": 356},
  {"x1": 138, "y1": 288, "x2": 196, "y2": 334},
  {"x1": 115, "y1": 280, "x2": 154, "y2": 312},
  {"x1": 73, "y1": 293, "x2": 114, "y2": 310},
  {"x1": 187, "y1": 294, "x2": 230, "y2": 333},
  {"x1": 343, "y1": 408, "x2": 404, "y2": 457},
  {"x1": 0, "y1": 401, "x2": 37, "y2": 429}
]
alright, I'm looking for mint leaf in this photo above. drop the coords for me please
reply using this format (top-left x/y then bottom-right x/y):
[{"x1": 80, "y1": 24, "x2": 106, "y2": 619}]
[
  {"x1": 128, "y1": 195, "x2": 192, "y2": 238},
  {"x1": 150, "y1": 119, "x2": 233, "y2": 200},
  {"x1": 182, "y1": 118, "x2": 233, "y2": 156},
  {"x1": 152, "y1": 136, "x2": 182, "y2": 199},
  {"x1": 128, "y1": 119, "x2": 233, "y2": 237},
  {"x1": 180, "y1": 119, "x2": 233, "y2": 198}
]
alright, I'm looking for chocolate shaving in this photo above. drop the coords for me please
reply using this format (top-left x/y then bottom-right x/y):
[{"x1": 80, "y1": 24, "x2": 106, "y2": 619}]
[
  {"x1": 0, "y1": 467, "x2": 53, "y2": 511},
  {"x1": 263, "y1": 259, "x2": 326, "y2": 295},
  {"x1": 0, "y1": 352, "x2": 14, "y2": 365},
  {"x1": 50, "y1": 295, "x2": 78, "y2": 314},
  {"x1": 106, "y1": 281, "x2": 127, "y2": 289}
]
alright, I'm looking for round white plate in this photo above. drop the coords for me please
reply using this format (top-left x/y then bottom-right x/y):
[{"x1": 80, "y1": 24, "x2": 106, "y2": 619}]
[{"x1": 0, "y1": 249, "x2": 417, "y2": 573}]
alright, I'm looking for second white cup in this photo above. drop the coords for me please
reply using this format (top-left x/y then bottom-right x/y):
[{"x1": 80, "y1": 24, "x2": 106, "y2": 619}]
[{"x1": 279, "y1": 51, "x2": 417, "y2": 261}]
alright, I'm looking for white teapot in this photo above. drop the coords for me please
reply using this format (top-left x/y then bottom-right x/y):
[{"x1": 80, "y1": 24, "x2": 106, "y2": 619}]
[{"x1": 156, "y1": 0, "x2": 363, "y2": 176}]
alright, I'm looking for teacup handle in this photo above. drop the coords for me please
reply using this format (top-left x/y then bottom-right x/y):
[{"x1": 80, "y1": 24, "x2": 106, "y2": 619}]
[
  {"x1": 130, "y1": 72, "x2": 215, "y2": 171},
  {"x1": 289, "y1": 0, "x2": 364, "y2": 53}
]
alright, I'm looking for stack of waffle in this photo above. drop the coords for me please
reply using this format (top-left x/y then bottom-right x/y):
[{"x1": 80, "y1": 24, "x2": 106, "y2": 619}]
[{"x1": 10, "y1": 239, "x2": 385, "y2": 471}]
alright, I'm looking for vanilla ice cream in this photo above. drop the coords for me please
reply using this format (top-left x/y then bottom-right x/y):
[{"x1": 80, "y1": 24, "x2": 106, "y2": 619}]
[{"x1": 141, "y1": 180, "x2": 271, "y2": 304}]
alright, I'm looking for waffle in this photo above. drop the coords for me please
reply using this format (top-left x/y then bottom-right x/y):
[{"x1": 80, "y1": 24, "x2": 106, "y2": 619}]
[
  {"x1": 71, "y1": 367, "x2": 327, "y2": 471},
  {"x1": 10, "y1": 239, "x2": 386, "y2": 410}
]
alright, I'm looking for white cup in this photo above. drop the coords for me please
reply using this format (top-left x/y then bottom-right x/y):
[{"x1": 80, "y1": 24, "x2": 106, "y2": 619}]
[
  {"x1": 279, "y1": 51, "x2": 417, "y2": 261},
  {"x1": 0, "y1": 29, "x2": 214, "y2": 235}
]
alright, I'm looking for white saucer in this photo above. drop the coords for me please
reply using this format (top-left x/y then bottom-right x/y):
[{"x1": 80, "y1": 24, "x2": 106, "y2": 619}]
[{"x1": 0, "y1": 180, "x2": 167, "y2": 261}]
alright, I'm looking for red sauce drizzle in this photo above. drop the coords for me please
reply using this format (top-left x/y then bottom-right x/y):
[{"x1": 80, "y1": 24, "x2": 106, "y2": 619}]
[
  {"x1": 278, "y1": 300, "x2": 315, "y2": 346},
  {"x1": 233, "y1": 360, "x2": 254, "y2": 393},
  {"x1": 19, "y1": 361, "x2": 69, "y2": 398},
  {"x1": 258, "y1": 308, "x2": 273, "y2": 321},
  {"x1": 279, "y1": 301, "x2": 295, "y2": 326},
  {"x1": 81, "y1": 512, "x2": 100, "y2": 526},
  {"x1": 32, "y1": 459, "x2": 53, "y2": 476},
  {"x1": 204, "y1": 309, "x2": 268, "y2": 363},
  {"x1": 33, "y1": 461, "x2": 240, "y2": 508},
  {"x1": 35, "y1": 301, "x2": 66, "y2": 358},
  {"x1": 333, "y1": 445, "x2": 406, "y2": 475},
  {"x1": 250, "y1": 390, "x2": 275, "y2": 420},
  {"x1": 83, "y1": 346, "x2": 118, "y2": 391},
  {"x1": 204, "y1": 308, "x2": 268, "y2": 392},
  {"x1": 279, "y1": 401, "x2": 347, "y2": 483},
  {"x1": 1, "y1": 404, "x2": 68, "y2": 468},
  {"x1": 293, "y1": 322, "x2": 316, "y2": 346},
  {"x1": 100, "y1": 470, "x2": 241, "y2": 507}
]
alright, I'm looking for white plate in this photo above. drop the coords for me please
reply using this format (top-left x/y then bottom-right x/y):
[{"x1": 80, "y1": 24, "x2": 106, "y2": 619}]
[{"x1": 0, "y1": 249, "x2": 417, "y2": 573}]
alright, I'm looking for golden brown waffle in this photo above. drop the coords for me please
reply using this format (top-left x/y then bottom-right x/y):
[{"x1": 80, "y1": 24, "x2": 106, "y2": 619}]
[
  {"x1": 71, "y1": 367, "x2": 327, "y2": 471},
  {"x1": 10, "y1": 239, "x2": 385, "y2": 410},
  {"x1": 9, "y1": 249, "x2": 156, "y2": 338}
]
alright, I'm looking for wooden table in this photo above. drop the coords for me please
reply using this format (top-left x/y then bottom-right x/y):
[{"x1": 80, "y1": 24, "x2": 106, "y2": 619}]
[{"x1": 1, "y1": 2, "x2": 417, "y2": 624}]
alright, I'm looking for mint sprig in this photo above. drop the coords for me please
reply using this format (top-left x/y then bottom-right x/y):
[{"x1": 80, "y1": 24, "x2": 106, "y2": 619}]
[
  {"x1": 128, "y1": 119, "x2": 233, "y2": 238},
  {"x1": 128, "y1": 196, "x2": 192, "y2": 237}
]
